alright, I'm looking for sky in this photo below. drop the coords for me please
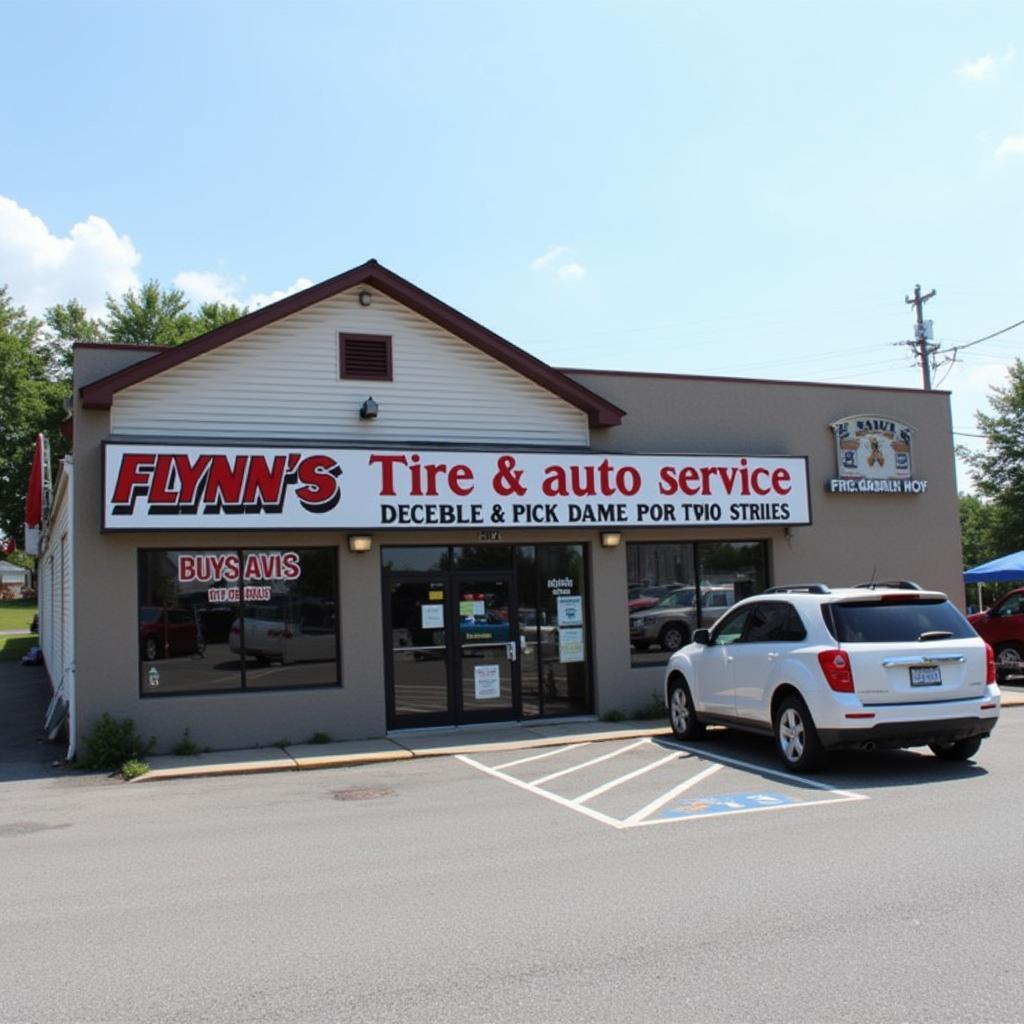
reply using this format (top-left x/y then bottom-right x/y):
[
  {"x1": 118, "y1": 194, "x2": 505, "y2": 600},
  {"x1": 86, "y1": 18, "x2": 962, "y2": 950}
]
[{"x1": 2, "y1": 0, "x2": 1021, "y2": 492}]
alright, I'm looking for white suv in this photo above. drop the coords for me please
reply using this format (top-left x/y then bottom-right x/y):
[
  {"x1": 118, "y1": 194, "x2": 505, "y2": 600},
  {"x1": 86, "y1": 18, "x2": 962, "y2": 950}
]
[{"x1": 664, "y1": 584, "x2": 1000, "y2": 772}]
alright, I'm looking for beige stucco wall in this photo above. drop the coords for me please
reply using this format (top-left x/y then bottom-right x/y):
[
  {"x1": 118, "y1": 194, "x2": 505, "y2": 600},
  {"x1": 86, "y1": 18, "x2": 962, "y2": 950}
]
[{"x1": 70, "y1": 349, "x2": 964, "y2": 751}]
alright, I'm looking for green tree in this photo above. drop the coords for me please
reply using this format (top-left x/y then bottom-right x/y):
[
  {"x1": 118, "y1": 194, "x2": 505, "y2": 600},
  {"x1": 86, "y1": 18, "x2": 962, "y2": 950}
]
[
  {"x1": 959, "y1": 493, "x2": 995, "y2": 569},
  {"x1": 0, "y1": 288, "x2": 69, "y2": 541},
  {"x1": 43, "y1": 298, "x2": 106, "y2": 380},
  {"x1": 961, "y1": 357, "x2": 1024, "y2": 556},
  {"x1": 105, "y1": 280, "x2": 195, "y2": 346},
  {"x1": 193, "y1": 301, "x2": 247, "y2": 334}
]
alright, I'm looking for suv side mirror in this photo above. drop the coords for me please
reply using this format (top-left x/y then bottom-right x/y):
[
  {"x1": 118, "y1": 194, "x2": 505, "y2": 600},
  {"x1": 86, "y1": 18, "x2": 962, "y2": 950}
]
[{"x1": 693, "y1": 628, "x2": 712, "y2": 645}]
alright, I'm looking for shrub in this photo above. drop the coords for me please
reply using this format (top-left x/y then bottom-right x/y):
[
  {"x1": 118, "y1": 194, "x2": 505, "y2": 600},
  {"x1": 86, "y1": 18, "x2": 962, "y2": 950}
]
[
  {"x1": 308, "y1": 731, "x2": 332, "y2": 744},
  {"x1": 78, "y1": 713, "x2": 155, "y2": 772},
  {"x1": 171, "y1": 729, "x2": 200, "y2": 756},
  {"x1": 600, "y1": 709, "x2": 627, "y2": 723},
  {"x1": 121, "y1": 759, "x2": 150, "y2": 781}
]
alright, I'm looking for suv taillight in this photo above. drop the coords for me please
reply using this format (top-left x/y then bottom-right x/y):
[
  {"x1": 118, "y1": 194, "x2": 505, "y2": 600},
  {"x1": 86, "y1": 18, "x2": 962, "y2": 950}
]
[
  {"x1": 985, "y1": 642, "x2": 996, "y2": 685},
  {"x1": 818, "y1": 649, "x2": 855, "y2": 692}
]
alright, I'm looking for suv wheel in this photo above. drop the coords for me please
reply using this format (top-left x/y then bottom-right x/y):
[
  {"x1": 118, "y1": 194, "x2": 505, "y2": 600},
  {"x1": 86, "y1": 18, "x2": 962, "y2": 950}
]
[
  {"x1": 668, "y1": 679, "x2": 705, "y2": 741},
  {"x1": 774, "y1": 694, "x2": 827, "y2": 773},
  {"x1": 994, "y1": 642, "x2": 1024, "y2": 682},
  {"x1": 928, "y1": 737, "x2": 983, "y2": 761},
  {"x1": 659, "y1": 622, "x2": 690, "y2": 653}
]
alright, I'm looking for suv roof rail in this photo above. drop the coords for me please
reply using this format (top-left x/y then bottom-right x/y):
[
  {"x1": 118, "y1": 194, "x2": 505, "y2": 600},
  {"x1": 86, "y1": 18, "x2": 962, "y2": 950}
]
[
  {"x1": 852, "y1": 579, "x2": 923, "y2": 591},
  {"x1": 763, "y1": 583, "x2": 831, "y2": 595}
]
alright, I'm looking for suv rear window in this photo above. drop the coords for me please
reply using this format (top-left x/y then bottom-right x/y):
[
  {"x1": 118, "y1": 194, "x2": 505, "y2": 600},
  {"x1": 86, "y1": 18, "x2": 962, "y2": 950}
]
[{"x1": 825, "y1": 599, "x2": 976, "y2": 643}]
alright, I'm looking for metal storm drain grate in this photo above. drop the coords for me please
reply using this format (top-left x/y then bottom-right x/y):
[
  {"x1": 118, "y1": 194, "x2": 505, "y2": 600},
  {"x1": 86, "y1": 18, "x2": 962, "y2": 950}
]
[{"x1": 332, "y1": 787, "x2": 395, "y2": 801}]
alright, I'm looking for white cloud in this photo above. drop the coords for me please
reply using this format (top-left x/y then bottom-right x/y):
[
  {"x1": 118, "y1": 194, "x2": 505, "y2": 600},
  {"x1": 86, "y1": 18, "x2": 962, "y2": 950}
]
[
  {"x1": 530, "y1": 245, "x2": 568, "y2": 272},
  {"x1": 173, "y1": 270, "x2": 314, "y2": 310},
  {"x1": 172, "y1": 270, "x2": 239, "y2": 306},
  {"x1": 956, "y1": 48, "x2": 1015, "y2": 80},
  {"x1": 530, "y1": 245, "x2": 586, "y2": 283},
  {"x1": 246, "y1": 277, "x2": 314, "y2": 309},
  {"x1": 557, "y1": 262, "x2": 586, "y2": 282},
  {"x1": 0, "y1": 196, "x2": 141, "y2": 316},
  {"x1": 995, "y1": 134, "x2": 1024, "y2": 158}
]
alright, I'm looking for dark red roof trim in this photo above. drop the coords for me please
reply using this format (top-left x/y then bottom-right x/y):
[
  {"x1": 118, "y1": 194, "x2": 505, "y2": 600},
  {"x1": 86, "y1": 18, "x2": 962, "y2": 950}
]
[
  {"x1": 79, "y1": 260, "x2": 625, "y2": 428},
  {"x1": 560, "y1": 367, "x2": 951, "y2": 397}
]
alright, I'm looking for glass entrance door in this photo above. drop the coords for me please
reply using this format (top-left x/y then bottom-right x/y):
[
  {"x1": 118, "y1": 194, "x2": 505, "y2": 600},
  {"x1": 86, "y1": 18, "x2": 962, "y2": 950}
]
[
  {"x1": 455, "y1": 575, "x2": 517, "y2": 722},
  {"x1": 388, "y1": 579, "x2": 451, "y2": 727}
]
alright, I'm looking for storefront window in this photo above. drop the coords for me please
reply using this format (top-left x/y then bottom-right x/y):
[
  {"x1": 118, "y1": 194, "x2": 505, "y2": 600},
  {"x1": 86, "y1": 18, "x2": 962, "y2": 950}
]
[
  {"x1": 627, "y1": 541, "x2": 768, "y2": 666},
  {"x1": 138, "y1": 547, "x2": 339, "y2": 696}
]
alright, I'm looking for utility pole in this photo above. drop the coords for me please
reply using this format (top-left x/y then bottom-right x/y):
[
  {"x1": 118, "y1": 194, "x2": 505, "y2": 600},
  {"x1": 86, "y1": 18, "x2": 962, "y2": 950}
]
[{"x1": 904, "y1": 283, "x2": 938, "y2": 389}]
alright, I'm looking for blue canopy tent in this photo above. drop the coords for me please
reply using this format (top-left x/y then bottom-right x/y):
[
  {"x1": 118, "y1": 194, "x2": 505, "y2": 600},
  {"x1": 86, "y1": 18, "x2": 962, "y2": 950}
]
[
  {"x1": 964, "y1": 551, "x2": 1024, "y2": 583},
  {"x1": 964, "y1": 551, "x2": 1024, "y2": 611}
]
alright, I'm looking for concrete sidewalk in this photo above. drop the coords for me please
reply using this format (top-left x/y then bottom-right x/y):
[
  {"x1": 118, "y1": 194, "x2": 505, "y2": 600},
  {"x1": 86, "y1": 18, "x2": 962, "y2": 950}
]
[{"x1": 136, "y1": 685, "x2": 1024, "y2": 782}]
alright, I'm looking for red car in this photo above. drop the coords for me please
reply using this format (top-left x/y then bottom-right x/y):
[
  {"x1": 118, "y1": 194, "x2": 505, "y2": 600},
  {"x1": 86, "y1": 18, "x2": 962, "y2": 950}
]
[
  {"x1": 139, "y1": 606, "x2": 203, "y2": 661},
  {"x1": 968, "y1": 589, "x2": 1024, "y2": 682}
]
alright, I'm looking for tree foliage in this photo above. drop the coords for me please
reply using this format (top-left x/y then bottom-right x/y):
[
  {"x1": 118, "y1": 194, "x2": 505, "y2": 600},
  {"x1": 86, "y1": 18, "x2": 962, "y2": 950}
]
[
  {"x1": 959, "y1": 493, "x2": 995, "y2": 569},
  {"x1": 0, "y1": 289, "x2": 69, "y2": 540},
  {"x1": 961, "y1": 358, "x2": 1024, "y2": 557},
  {"x1": 0, "y1": 280, "x2": 246, "y2": 548}
]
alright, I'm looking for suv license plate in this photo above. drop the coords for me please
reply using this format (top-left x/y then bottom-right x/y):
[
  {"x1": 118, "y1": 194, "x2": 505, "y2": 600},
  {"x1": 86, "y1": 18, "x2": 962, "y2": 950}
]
[{"x1": 910, "y1": 666, "x2": 942, "y2": 687}]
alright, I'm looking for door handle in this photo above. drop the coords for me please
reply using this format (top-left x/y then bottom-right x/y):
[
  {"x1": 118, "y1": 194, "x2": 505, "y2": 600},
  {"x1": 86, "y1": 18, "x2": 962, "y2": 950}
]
[{"x1": 506, "y1": 641, "x2": 517, "y2": 662}]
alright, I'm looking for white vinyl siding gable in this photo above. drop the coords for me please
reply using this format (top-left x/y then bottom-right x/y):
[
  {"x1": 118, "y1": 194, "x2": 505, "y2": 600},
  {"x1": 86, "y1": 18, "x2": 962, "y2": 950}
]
[{"x1": 110, "y1": 289, "x2": 590, "y2": 447}]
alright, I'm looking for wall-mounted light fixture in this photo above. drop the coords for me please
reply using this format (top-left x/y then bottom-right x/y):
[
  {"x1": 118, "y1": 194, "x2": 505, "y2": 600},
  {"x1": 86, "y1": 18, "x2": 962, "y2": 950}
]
[
  {"x1": 348, "y1": 535, "x2": 373, "y2": 553},
  {"x1": 600, "y1": 532, "x2": 622, "y2": 548},
  {"x1": 358, "y1": 289, "x2": 372, "y2": 307},
  {"x1": 359, "y1": 397, "x2": 379, "y2": 420}
]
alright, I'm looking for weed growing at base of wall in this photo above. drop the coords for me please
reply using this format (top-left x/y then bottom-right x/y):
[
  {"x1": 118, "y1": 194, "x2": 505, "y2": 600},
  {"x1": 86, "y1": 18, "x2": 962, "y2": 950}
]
[
  {"x1": 600, "y1": 710, "x2": 627, "y2": 723},
  {"x1": 172, "y1": 729, "x2": 200, "y2": 756},
  {"x1": 308, "y1": 732, "x2": 331, "y2": 744},
  {"x1": 632, "y1": 692, "x2": 669, "y2": 721},
  {"x1": 121, "y1": 759, "x2": 150, "y2": 780},
  {"x1": 78, "y1": 713, "x2": 155, "y2": 772}
]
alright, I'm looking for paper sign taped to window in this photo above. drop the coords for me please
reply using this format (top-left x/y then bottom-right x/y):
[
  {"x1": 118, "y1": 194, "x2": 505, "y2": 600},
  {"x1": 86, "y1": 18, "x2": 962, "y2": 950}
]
[
  {"x1": 558, "y1": 627, "x2": 584, "y2": 663},
  {"x1": 474, "y1": 663, "x2": 501, "y2": 699},
  {"x1": 557, "y1": 595, "x2": 582, "y2": 627},
  {"x1": 421, "y1": 604, "x2": 444, "y2": 629}
]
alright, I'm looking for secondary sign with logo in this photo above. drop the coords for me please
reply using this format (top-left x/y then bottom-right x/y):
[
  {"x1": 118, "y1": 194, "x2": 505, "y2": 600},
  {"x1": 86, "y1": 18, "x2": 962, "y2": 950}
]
[
  {"x1": 103, "y1": 443, "x2": 811, "y2": 531},
  {"x1": 827, "y1": 415, "x2": 928, "y2": 495}
]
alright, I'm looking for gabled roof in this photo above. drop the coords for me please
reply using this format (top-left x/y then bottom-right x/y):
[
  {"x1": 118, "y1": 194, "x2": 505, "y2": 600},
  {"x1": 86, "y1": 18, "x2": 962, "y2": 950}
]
[{"x1": 79, "y1": 259, "x2": 625, "y2": 427}]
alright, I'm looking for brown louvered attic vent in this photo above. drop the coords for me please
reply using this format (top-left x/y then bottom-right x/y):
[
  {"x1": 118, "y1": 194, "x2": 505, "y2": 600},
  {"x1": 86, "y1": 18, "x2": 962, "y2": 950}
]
[{"x1": 339, "y1": 333, "x2": 392, "y2": 380}]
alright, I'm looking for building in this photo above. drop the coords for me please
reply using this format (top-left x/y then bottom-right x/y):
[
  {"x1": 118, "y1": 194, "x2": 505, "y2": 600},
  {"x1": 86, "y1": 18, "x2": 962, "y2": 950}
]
[
  {"x1": 0, "y1": 560, "x2": 32, "y2": 600},
  {"x1": 37, "y1": 260, "x2": 963, "y2": 757}
]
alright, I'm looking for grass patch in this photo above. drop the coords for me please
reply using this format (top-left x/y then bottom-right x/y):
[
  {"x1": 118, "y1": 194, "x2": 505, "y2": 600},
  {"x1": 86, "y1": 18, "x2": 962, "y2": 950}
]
[
  {"x1": 0, "y1": 600, "x2": 37, "y2": 633},
  {"x1": 0, "y1": 635, "x2": 37, "y2": 662}
]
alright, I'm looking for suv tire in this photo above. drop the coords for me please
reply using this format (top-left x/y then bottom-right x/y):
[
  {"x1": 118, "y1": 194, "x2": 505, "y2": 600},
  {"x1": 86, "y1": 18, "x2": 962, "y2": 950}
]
[
  {"x1": 774, "y1": 694, "x2": 827, "y2": 773},
  {"x1": 668, "y1": 679, "x2": 705, "y2": 741},
  {"x1": 994, "y1": 642, "x2": 1024, "y2": 682},
  {"x1": 659, "y1": 622, "x2": 690, "y2": 653},
  {"x1": 928, "y1": 737, "x2": 983, "y2": 761}
]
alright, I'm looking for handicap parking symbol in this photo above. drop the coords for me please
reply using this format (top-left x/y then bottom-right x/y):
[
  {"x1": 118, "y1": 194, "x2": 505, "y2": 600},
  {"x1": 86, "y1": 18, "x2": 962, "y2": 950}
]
[{"x1": 659, "y1": 791, "x2": 796, "y2": 819}]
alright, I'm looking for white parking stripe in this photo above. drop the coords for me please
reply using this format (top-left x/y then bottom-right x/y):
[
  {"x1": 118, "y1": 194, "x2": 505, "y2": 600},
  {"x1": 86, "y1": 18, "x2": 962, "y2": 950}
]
[
  {"x1": 572, "y1": 750, "x2": 685, "y2": 805},
  {"x1": 531, "y1": 739, "x2": 650, "y2": 785},
  {"x1": 624, "y1": 763, "x2": 725, "y2": 824},
  {"x1": 492, "y1": 743, "x2": 588, "y2": 771},
  {"x1": 656, "y1": 738, "x2": 867, "y2": 798},
  {"x1": 456, "y1": 755, "x2": 624, "y2": 828}
]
